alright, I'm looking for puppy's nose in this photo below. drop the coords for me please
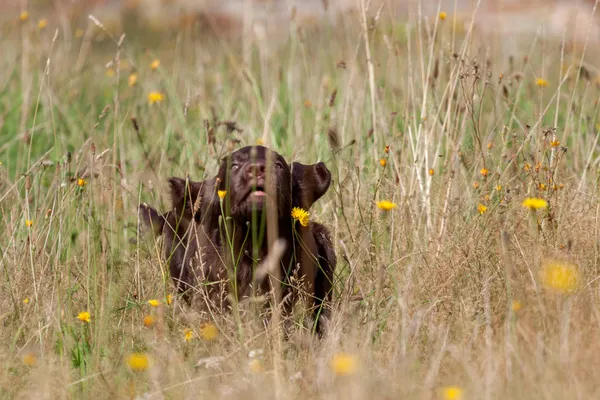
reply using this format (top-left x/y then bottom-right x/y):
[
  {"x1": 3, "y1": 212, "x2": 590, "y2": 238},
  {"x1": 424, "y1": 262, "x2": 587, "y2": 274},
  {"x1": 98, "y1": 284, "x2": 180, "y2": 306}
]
[{"x1": 247, "y1": 162, "x2": 266, "y2": 178}]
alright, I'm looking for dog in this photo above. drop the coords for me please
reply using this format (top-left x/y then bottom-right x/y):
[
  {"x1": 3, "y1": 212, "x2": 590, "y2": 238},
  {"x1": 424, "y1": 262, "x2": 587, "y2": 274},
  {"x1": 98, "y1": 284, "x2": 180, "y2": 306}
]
[{"x1": 139, "y1": 146, "x2": 336, "y2": 333}]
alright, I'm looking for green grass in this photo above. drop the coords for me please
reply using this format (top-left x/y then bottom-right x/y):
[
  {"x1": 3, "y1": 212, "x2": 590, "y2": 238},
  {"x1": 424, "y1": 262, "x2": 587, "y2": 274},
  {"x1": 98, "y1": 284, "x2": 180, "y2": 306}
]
[{"x1": 2, "y1": 5, "x2": 600, "y2": 399}]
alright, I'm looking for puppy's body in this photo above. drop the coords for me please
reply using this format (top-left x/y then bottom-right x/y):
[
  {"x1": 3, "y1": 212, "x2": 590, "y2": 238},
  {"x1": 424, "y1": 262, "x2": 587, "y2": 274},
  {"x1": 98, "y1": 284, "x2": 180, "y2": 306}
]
[{"x1": 140, "y1": 146, "x2": 336, "y2": 333}]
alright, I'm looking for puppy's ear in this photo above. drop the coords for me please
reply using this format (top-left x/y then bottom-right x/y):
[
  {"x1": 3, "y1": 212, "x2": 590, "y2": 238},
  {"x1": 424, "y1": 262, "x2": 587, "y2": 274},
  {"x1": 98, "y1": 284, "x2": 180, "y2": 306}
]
[
  {"x1": 291, "y1": 161, "x2": 332, "y2": 209},
  {"x1": 139, "y1": 203, "x2": 165, "y2": 237},
  {"x1": 169, "y1": 177, "x2": 214, "y2": 222}
]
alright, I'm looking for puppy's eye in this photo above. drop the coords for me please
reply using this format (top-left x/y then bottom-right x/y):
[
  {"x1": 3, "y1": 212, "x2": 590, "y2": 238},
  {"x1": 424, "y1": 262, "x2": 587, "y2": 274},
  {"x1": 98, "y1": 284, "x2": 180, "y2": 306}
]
[{"x1": 231, "y1": 163, "x2": 240, "y2": 171}]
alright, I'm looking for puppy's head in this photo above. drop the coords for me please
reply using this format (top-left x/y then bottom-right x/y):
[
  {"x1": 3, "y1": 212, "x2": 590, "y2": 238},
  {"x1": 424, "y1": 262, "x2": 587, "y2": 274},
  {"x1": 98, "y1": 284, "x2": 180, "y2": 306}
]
[
  {"x1": 291, "y1": 161, "x2": 331, "y2": 210},
  {"x1": 216, "y1": 146, "x2": 292, "y2": 220}
]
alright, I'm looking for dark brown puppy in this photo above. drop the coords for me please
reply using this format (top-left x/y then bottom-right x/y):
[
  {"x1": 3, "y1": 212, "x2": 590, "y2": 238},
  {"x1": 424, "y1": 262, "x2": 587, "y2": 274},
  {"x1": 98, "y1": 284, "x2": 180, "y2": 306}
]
[{"x1": 139, "y1": 146, "x2": 335, "y2": 333}]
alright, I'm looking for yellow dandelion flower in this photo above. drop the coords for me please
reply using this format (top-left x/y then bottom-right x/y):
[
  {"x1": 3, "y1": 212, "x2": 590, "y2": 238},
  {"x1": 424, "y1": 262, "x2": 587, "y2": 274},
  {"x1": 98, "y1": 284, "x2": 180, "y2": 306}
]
[
  {"x1": 538, "y1": 183, "x2": 547, "y2": 191},
  {"x1": 377, "y1": 200, "x2": 397, "y2": 211},
  {"x1": 379, "y1": 158, "x2": 387, "y2": 167},
  {"x1": 486, "y1": 142, "x2": 493, "y2": 150},
  {"x1": 23, "y1": 297, "x2": 30, "y2": 304},
  {"x1": 511, "y1": 300, "x2": 522, "y2": 312},
  {"x1": 484, "y1": 194, "x2": 490, "y2": 201},
  {"x1": 384, "y1": 145, "x2": 390, "y2": 153},
  {"x1": 38, "y1": 19, "x2": 47, "y2": 29},
  {"x1": 150, "y1": 59, "x2": 160, "y2": 70},
  {"x1": 26, "y1": 220, "x2": 33, "y2": 228},
  {"x1": 75, "y1": 29, "x2": 84, "y2": 38},
  {"x1": 522, "y1": 197, "x2": 548, "y2": 210},
  {"x1": 330, "y1": 352, "x2": 357, "y2": 376},
  {"x1": 441, "y1": 386, "x2": 464, "y2": 400},
  {"x1": 524, "y1": 163, "x2": 531, "y2": 171},
  {"x1": 77, "y1": 178, "x2": 86, "y2": 187},
  {"x1": 126, "y1": 353, "x2": 150, "y2": 372},
  {"x1": 429, "y1": 168, "x2": 435, "y2": 176},
  {"x1": 200, "y1": 322, "x2": 218, "y2": 341},
  {"x1": 536, "y1": 78, "x2": 548, "y2": 87},
  {"x1": 439, "y1": 11, "x2": 447, "y2": 21},
  {"x1": 472, "y1": 181, "x2": 480, "y2": 189},
  {"x1": 217, "y1": 190, "x2": 227, "y2": 200},
  {"x1": 480, "y1": 168, "x2": 489, "y2": 177},
  {"x1": 22, "y1": 352, "x2": 37, "y2": 367},
  {"x1": 77, "y1": 311, "x2": 91, "y2": 323},
  {"x1": 184, "y1": 328, "x2": 193, "y2": 342},
  {"x1": 477, "y1": 204, "x2": 487, "y2": 215},
  {"x1": 143, "y1": 315, "x2": 155, "y2": 328},
  {"x1": 496, "y1": 184, "x2": 502, "y2": 191},
  {"x1": 166, "y1": 294, "x2": 173, "y2": 305},
  {"x1": 291, "y1": 207, "x2": 310, "y2": 227},
  {"x1": 550, "y1": 140, "x2": 560, "y2": 147},
  {"x1": 20, "y1": 11, "x2": 29, "y2": 22},
  {"x1": 249, "y1": 359, "x2": 263, "y2": 373},
  {"x1": 148, "y1": 299, "x2": 160, "y2": 307},
  {"x1": 256, "y1": 138, "x2": 264, "y2": 145},
  {"x1": 148, "y1": 92, "x2": 164, "y2": 105},
  {"x1": 128, "y1": 73, "x2": 138, "y2": 87},
  {"x1": 541, "y1": 261, "x2": 579, "y2": 294}
]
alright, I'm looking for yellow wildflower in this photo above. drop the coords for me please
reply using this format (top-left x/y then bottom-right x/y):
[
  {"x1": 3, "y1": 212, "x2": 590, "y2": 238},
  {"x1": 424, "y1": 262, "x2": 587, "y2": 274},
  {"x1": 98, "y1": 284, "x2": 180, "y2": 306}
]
[
  {"x1": 26, "y1": 220, "x2": 33, "y2": 228},
  {"x1": 486, "y1": 142, "x2": 493, "y2": 150},
  {"x1": 77, "y1": 178, "x2": 86, "y2": 187},
  {"x1": 166, "y1": 294, "x2": 173, "y2": 305},
  {"x1": 511, "y1": 300, "x2": 522, "y2": 312},
  {"x1": 480, "y1": 168, "x2": 489, "y2": 177},
  {"x1": 291, "y1": 207, "x2": 310, "y2": 227},
  {"x1": 256, "y1": 138, "x2": 264, "y2": 145},
  {"x1": 106, "y1": 68, "x2": 115, "y2": 77},
  {"x1": 541, "y1": 261, "x2": 579, "y2": 294},
  {"x1": 439, "y1": 11, "x2": 447, "y2": 21},
  {"x1": 538, "y1": 183, "x2": 547, "y2": 191},
  {"x1": 496, "y1": 184, "x2": 502, "y2": 191},
  {"x1": 148, "y1": 92, "x2": 164, "y2": 105},
  {"x1": 150, "y1": 59, "x2": 160, "y2": 70},
  {"x1": 304, "y1": 100, "x2": 312, "y2": 108},
  {"x1": 536, "y1": 78, "x2": 548, "y2": 87},
  {"x1": 379, "y1": 158, "x2": 387, "y2": 167},
  {"x1": 19, "y1": 11, "x2": 29, "y2": 21},
  {"x1": 550, "y1": 140, "x2": 560, "y2": 147},
  {"x1": 477, "y1": 204, "x2": 487, "y2": 215},
  {"x1": 249, "y1": 359, "x2": 263, "y2": 373},
  {"x1": 472, "y1": 181, "x2": 480, "y2": 189},
  {"x1": 429, "y1": 168, "x2": 435, "y2": 176},
  {"x1": 148, "y1": 299, "x2": 160, "y2": 307},
  {"x1": 23, "y1": 297, "x2": 30, "y2": 304},
  {"x1": 377, "y1": 200, "x2": 397, "y2": 211},
  {"x1": 77, "y1": 311, "x2": 91, "y2": 323},
  {"x1": 384, "y1": 145, "x2": 390, "y2": 153},
  {"x1": 126, "y1": 353, "x2": 150, "y2": 372},
  {"x1": 217, "y1": 190, "x2": 227, "y2": 200},
  {"x1": 143, "y1": 315, "x2": 155, "y2": 328},
  {"x1": 330, "y1": 352, "x2": 357, "y2": 376},
  {"x1": 522, "y1": 197, "x2": 548, "y2": 210},
  {"x1": 200, "y1": 322, "x2": 218, "y2": 341},
  {"x1": 128, "y1": 73, "x2": 138, "y2": 87},
  {"x1": 184, "y1": 328, "x2": 193, "y2": 342},
  {"x1": 38, "y1": 19, "x2": 47, "y2": 29},
  {"x1": 441, "y1": 386, "x2": 464, "y2": 400},
  {"x1": 22, "y1": 352, "x2": 37, "y2": 367}
]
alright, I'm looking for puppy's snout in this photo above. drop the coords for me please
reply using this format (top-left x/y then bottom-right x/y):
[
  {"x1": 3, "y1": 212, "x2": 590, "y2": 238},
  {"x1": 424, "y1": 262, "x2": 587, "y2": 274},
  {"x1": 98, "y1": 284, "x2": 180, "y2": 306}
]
[{"x1": 246, "y1": 162, "x2": 266, "y2": 178}]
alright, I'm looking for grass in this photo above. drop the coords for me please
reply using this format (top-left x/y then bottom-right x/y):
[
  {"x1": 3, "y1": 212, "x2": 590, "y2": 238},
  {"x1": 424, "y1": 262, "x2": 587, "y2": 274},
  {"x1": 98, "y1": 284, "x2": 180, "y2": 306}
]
[{"x1": 2, "y1": 4, "x2": 600, "y2": 399}]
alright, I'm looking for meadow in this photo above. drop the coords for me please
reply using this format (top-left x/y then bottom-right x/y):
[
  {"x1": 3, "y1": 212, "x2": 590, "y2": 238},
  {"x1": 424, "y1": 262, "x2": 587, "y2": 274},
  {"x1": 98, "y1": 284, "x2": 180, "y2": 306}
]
[{"x1": 1, "y1": 3, "x2": 600, "y2": 399}]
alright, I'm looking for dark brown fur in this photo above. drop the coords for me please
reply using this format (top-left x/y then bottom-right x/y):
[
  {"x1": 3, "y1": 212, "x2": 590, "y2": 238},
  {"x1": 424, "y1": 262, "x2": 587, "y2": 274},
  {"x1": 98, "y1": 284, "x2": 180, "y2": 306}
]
[{"x1": 139, "y1": 146, "x2": 336, "y2": 333}]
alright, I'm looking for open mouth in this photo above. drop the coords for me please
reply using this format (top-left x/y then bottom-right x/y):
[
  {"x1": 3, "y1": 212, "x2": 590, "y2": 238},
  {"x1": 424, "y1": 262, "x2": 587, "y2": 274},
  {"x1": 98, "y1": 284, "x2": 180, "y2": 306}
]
[{"x1": 250, "y1": 186, "x2": 266, "y2": 197}]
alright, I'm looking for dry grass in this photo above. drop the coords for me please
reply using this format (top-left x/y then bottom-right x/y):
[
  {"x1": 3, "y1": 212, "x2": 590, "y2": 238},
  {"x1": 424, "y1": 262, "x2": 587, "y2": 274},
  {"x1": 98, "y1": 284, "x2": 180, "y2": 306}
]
[{"x1": 2, "y1": 4, "x2": 600, "y2": 399}]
